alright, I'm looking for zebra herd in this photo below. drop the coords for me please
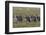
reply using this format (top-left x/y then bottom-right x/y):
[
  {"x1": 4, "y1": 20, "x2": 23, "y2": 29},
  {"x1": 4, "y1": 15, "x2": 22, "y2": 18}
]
[{"x1": 13, "y1": 16, "x2": 40, "y2": 23}]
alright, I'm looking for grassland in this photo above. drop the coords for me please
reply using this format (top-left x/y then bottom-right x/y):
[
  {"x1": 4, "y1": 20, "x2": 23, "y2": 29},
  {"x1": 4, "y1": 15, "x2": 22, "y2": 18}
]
[{"x1": 13, "y1": 7, "x2": 40, "y2": 28}]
